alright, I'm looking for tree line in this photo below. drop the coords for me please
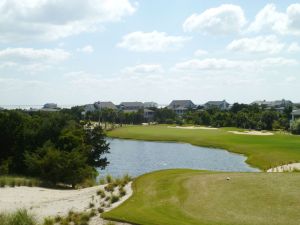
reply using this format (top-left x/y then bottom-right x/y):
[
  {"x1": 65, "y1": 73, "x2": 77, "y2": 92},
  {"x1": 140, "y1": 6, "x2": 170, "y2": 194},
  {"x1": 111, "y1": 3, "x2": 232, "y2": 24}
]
[{"x1": 82, "y1": 103, "x2": 297, "y2": 132}]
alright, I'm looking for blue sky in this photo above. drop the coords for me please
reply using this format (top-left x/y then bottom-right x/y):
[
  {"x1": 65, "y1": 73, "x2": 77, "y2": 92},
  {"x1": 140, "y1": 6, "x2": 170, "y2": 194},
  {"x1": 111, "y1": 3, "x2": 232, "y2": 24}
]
[{"x1": 0, "y1": 0, "x2": 300, "y2": 105}]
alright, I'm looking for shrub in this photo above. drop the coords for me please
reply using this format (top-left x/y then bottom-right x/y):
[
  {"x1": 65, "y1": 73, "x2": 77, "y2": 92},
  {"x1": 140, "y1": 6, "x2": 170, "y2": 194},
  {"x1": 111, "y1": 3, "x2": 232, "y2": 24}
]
[
  {"x1": 104, "y1": 183, "x2": 114, "y2": 192},
  {"x1": 110, "y1": 195, "x2": 120, "y2": 204},
  {"x1": 97, "y1": 207, "x2": 104, "y2": 213},
  {"x1": 291, "y1": 119, "x2": 300, "y2": 134},
  {"x1": 43, "y1": 217, "x2": 54, "y2": 225}
]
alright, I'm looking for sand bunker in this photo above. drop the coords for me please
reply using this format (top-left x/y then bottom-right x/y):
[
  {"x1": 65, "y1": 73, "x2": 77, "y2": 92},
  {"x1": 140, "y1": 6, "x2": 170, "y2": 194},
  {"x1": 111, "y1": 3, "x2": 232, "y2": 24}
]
[
  {"x1": 168, "y1": 126, "x2": 218, "y2": 130},
  {"x1": 267, "y1": 163, "x2": 300, "y2": 172},
  {"x1": 228, "y1": 131, "x2": 274, "y2": 136},
  {"x1": 0, "y1": 183, "x2": 132, "y2": 224}
]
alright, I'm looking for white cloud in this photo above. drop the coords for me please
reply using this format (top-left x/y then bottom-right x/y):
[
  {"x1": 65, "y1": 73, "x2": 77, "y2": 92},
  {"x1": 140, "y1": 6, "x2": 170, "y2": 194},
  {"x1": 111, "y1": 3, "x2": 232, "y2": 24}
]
[
  {"x1": 0, "y1": 48, "x2": 70, "y2": 73},
  {"x1": 174, "y1": 57, "x2": 298, "y2": 72},
  {"x1": 122, "y1": 64, "x2": 164, "y2": 74},
  {"x1": 194, "y1": 49, "x2": 208, "y2": 56},
  {"x1": 117, "y1": 31, "x2": 191, "y2": 52},
  {"x1": 183, "y1": 4, "x2": 246, "y2": 35},
  {"x1": 227, "y1": 35, "x2": 285, "y2": 54},
  {"x1": 0, "y1": 0, "x2": 136, "y2": 42},
  {"x1": 287, "y1": 42, "x2": 300, "y2": 53},
  {"x1": 0, "y1": 48, "x2": 70, "y2": 63},
  {"x1": 248, "y1": 3, "x2": 300, "y2": 35},
  {"x1": 76, "y1": 45, "x2": 94, "y2": 53}
]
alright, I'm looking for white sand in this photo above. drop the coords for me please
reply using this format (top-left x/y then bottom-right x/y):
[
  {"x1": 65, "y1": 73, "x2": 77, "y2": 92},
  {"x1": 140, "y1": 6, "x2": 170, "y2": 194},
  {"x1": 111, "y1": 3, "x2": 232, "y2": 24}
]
[
  {"x1": 267, "y1": 163, "x2": 300, "y2": 172},
  {"x1": 228, "y1": 130, "x2": 274, "y2": 136},
  {"x1": 168, "y1": 126, "x2": 218, "y2": 130},
  {"x1": 0, "y1": 182, "x2": 133, "y2": 225}
]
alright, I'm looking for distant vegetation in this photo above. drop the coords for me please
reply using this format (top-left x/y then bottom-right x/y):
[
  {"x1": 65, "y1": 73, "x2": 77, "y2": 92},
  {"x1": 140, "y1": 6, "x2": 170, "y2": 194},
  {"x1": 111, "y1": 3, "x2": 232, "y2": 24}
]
[
  {"x1": 0, "y1": 109, "x2": 110, "y2": 187},
  {"x1": 84, "y1": 103, "x2": 294, "y2": 131},
  {"x1": 291, "y1": 119, "x2": 300, "y2": 134}
]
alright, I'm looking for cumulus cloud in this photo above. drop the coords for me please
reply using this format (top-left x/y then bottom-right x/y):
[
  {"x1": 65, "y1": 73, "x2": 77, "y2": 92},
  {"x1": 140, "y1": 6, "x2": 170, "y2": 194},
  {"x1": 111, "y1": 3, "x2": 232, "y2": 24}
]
[
  {"x1": 0, "y1": 48, "x2": 70, "y2": 62},
  {"x1": 122, "y1": 64, "x2": 164, "y2": 74},
  {"x1": 183, "y1": 4, "x2": 246, "y2": 35},
  {"x1": 227, "y1": 35, "x2": 285, "y2": 54},
  {"x1": 194, "y1": 49, "x2": 208, "y2": 56},
  {"x1": 174, "y1": 57, "x2": 298, "y2": 72},
  {"x1": 287, "y1": 42, "x2": 300, "y2": 53},
  {"x1": 248, "y1": 3, "x2": 300, "y2": 35},
  {"x1": 0, "y1": 0, "x2": 136, "y2": 42},
  {"x1": 76, "y1": 45, "x2": 94, "y2": 53},
  {"x1": 0, "y1": 48, "x2": 70, "y2": 73},
  {"x1": 117, "y1": 31, "x2": 191, "y2": 52}
]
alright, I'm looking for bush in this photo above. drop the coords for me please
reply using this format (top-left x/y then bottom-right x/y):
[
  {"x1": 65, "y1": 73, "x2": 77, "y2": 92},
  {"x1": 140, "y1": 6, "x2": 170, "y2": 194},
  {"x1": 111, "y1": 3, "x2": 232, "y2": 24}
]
[
  {"x1": 291, "y1": 119, "x2": 300, "y2": 134},
  {"x1": 110, "y1": 195, "x2": 120, "y2": 204}
]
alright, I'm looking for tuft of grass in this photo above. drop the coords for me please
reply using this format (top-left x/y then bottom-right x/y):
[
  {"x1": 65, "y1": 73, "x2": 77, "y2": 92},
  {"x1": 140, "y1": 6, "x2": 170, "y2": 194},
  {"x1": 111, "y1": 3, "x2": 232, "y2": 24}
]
[
  {"x1": 99, "y1": 178, "x2": 106, "y2": 185},
  {"x1": 0, "y1": 209, "x2": 37, "y2": 225},
  {"x1": 106, "y1": 175, "x2": 113, "y2": 184},
  {"x1": 0, "y1": 176, "x2": 40, "y2": 188},
  {"x1": 98, "y1": 207, "x2": 104, "y2": 213},
  {"x1": 119, "y1": 187, "x2": 126, "y2": 197},
  {"x1": 89, "y1": 202, "x2": 95, "y2": 208},
  {"x1": 104, "y1": 183, "x2": 114, "y2": 192},
  {"x1": 43, "y1": 217, "x2": 54, "y2": 225},
  {"x1": 110, "y1": 195, "x2": 120, "y2": 204}
]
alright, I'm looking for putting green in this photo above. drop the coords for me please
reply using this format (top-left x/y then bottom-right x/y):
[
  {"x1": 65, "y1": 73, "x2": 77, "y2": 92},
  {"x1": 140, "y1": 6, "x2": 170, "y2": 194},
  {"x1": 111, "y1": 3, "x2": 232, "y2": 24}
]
[
  {"x1": 107, "y1": 125, "x2": 300, "y2": 170},
  {"x1": 103, "y1": 169, "x2": 300, "y2": 225}
]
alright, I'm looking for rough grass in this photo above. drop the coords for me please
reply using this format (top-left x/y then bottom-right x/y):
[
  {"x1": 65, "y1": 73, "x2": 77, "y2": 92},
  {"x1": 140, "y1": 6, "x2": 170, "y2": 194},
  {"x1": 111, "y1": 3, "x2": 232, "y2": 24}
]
[
  {"x1": 107, "y1": 125, "x2": 300, "y2": 170},
  {"x1": 0, "y1": 176, "x2": 41, "y2": 188},
  {"x1": 0, "y1": 209, "x2": 37, "y2": 225},
  {"x1": 103, "y1": 169, "x2": 300, "y2": 225}
]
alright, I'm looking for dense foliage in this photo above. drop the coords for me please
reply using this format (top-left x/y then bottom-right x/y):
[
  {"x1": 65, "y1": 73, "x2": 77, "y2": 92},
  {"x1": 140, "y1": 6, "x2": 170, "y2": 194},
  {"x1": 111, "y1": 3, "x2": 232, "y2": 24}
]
[
  {"x1": 0, "y1": 110, "x2": 109, "y2": 187},
  {"x1": 86, "y1": 103, "x2": 293, "y2": 131},
  {"x1": 291, "y1": 119, "x2": 300, "y2": 134}
]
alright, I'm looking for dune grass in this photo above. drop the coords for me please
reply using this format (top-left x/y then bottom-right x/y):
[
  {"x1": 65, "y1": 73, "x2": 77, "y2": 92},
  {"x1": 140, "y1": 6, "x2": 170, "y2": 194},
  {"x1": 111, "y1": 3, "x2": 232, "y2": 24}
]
[
  {"x1": 107, "y1": 125, "x2": 300, "y2": 170},
  {"x1": 103, "y1": 169, "x2": 300, "y2": 225},
  {"x1": 0, "y1": 209, "x2": 37, "y2": 225},
  {"x1": 0, "y1": 176, "x2": 41, "y2": 188}
]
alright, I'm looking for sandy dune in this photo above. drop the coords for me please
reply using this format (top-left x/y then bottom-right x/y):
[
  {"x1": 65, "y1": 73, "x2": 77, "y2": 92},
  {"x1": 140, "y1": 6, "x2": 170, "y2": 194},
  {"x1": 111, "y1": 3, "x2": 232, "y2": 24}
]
[
  {"x1": 228, "y1": 131, "x2": 274, "y2": 136},
  {"x1": 0, "y1": 182, "x2": 132, "y2": 224},
  {"x1": 267, "y1": 163, "x2": 300, "y2": 172}
]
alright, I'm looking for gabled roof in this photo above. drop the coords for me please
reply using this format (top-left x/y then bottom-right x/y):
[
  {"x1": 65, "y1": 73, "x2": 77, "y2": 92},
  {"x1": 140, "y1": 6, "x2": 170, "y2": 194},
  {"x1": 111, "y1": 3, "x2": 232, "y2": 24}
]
[
  {"x1": 120, "y1": 102, "x2": 144, "y2": 107},
  {"x1": 95, "y1": 101, "x2": 117, "y2": 110},
  {"x1": 205, "y1": 100, "x2": 229, "y2": 106},
  {"x1": 168, "y1": 100, "x2": 196, "y2": 109}
]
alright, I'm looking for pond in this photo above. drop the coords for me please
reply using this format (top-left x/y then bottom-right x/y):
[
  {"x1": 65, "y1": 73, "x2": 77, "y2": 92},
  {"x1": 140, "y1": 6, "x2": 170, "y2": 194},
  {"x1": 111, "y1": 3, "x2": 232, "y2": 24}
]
[{"x1": 98, "y1": 138, "x2": 259, "y2": 177}]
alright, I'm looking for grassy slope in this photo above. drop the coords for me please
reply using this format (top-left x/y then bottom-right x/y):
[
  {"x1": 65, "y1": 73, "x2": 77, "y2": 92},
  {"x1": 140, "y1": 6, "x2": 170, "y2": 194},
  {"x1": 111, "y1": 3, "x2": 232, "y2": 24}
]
[
  {"x1": 103, "y1": 169, "x2": 300, "y2": 225},
  {"x1": 107, "y1": 125, "x2": 300, "y2": 170}
]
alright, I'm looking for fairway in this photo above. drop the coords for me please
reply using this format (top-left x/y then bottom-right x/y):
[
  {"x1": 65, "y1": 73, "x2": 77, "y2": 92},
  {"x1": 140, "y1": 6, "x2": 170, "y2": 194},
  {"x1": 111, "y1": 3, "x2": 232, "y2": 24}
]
[
  {"x1": 107, "y1": 125, "x2": 300, "y2": 170},
  {"x1": 103, "y1": 170, "x2": 300, "y2": 225}
]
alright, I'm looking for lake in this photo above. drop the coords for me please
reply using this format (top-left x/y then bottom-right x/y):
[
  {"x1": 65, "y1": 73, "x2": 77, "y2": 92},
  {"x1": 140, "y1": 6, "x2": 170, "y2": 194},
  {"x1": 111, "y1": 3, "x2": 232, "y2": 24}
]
[{"x1": 98, "y1": 138, "x2": 259, "y2": 177}]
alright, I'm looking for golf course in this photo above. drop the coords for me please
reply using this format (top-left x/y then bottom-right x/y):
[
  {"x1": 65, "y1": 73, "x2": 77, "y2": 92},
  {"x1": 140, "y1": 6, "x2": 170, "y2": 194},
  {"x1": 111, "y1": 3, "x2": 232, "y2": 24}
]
[
  {"x1": 103, "y1": 169, "x2": 300, "y2": 225},
  {"x1": 102, "y1": 125, "x2": 300, "y2": 225},
  {"x1": 107, "y1": 125, "x2": 300, "y2": 170}
]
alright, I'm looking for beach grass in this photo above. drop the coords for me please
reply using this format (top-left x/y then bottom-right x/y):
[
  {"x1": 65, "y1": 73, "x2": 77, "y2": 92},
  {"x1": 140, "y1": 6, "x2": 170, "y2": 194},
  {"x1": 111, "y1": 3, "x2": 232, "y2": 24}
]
[
  {"x1": 0, "y1": 176, "x2": 41, "y2": 188},
  {"x1": 0, "y1": 209, "x2": 37, "y2": 225},
  {"x1": 107, "y1": 125, "x2": 300, "y2": 170},
  {"x1": 103, "y1": 169, "x2": 300, "y2": 225}
]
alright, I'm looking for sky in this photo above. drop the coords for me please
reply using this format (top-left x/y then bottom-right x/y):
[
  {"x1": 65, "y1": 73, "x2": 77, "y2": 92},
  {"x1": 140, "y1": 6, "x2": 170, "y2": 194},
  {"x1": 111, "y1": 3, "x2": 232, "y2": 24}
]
[{"x1": 0, "y1": 0, "x2": 300, "y2": 106}]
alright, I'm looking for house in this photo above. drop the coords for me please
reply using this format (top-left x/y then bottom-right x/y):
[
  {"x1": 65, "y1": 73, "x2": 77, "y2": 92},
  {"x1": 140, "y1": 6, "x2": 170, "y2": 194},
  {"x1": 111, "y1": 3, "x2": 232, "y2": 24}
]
[
  {"x1": 291, "y1": 109, "x2": 300, "y2": 122},
  {"x1": 94, "y1": 101, "x2": 117, "y2": 110},
  {"x1": 204, "y1": 100, "x2": 230, "y2": 110},
  {"x1": 167, "y1": 100, "x2": 196, "y2": 115},
  {"x1": 43, "y1": 103, "x2": 58, "y2": 109},
  {"x1": 144, "y1": 102, "x2": 158, "y2": 108},
  {"x1": 40, "y1": 103, "x2": 60, "y2": 112},
  {"x1": 119, "y1": 102, "x2": 144, "y2": 110},
  {"x1": 144, "y1": 109, "x2": 155, "y2": 121},
  {"x1": 251, "y1": 99, "x2": 293, "y2": 111}
]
